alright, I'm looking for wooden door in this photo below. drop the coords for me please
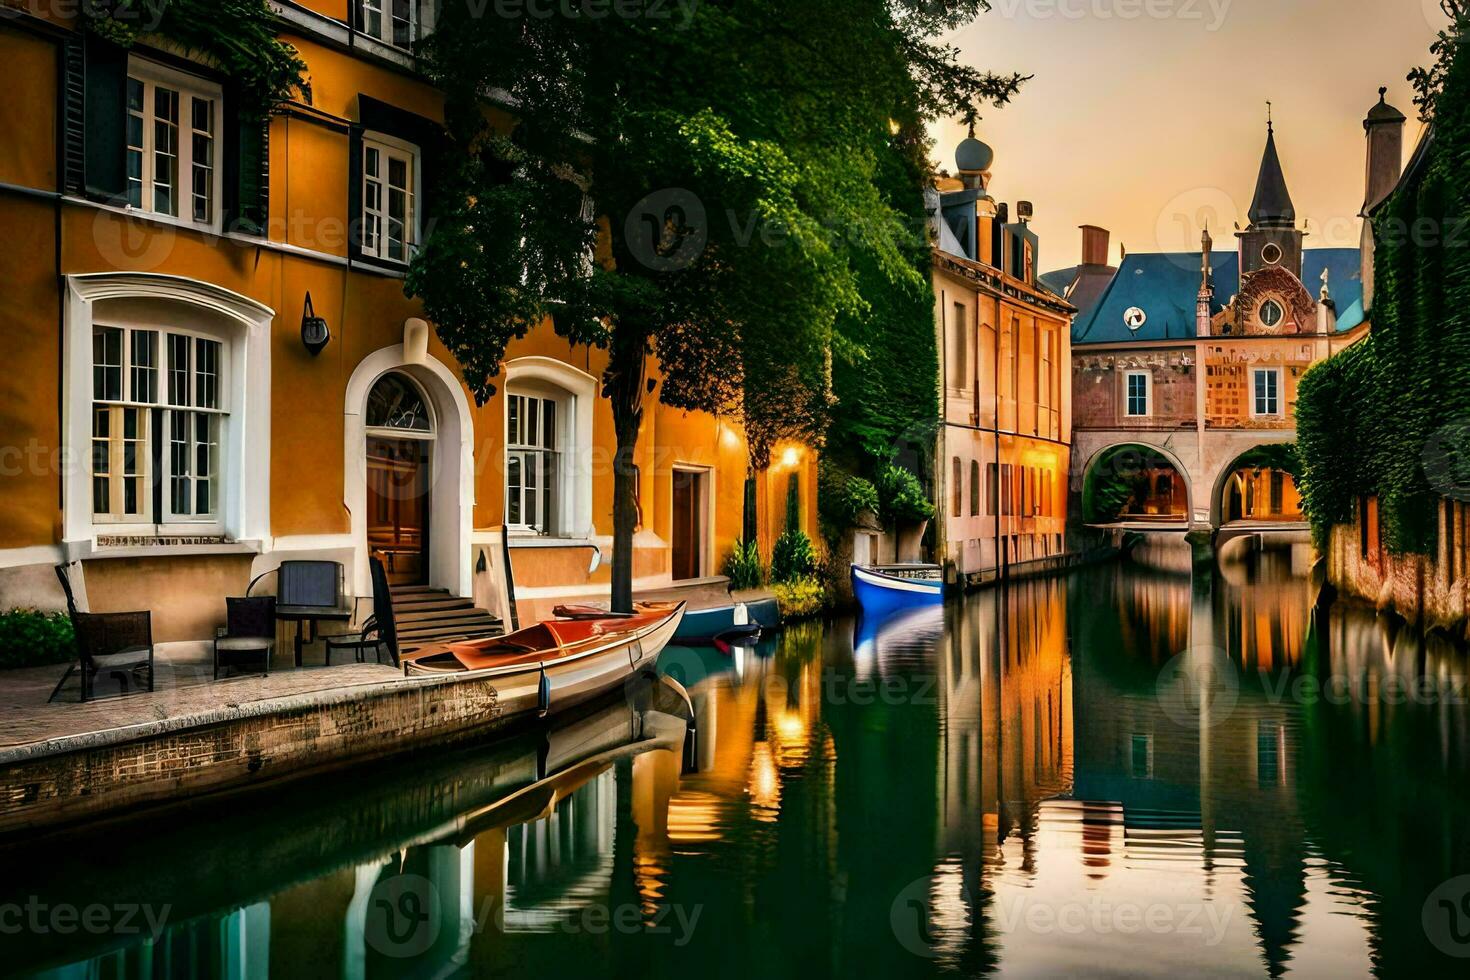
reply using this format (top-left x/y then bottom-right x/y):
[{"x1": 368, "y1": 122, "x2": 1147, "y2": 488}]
[
  {"x1": 672, "y1": 470, "x2": 704, "y2": 581},
  {"x1": 367, "y1": 437, "x2": 430, "y2": 586}
]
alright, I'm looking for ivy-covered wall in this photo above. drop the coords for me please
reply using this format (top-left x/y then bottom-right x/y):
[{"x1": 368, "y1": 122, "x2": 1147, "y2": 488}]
[{"x1": 1297, "y1": 20, "x2": 1470, "y2": 555}]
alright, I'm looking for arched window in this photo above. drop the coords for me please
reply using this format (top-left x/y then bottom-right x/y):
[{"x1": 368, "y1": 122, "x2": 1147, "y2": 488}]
[
  {"x1": 505, "y1": 357, "x2": 597, "y2": 539},
  {"x1": 952, "y1": 457, "x2": 963, "y2": 517},
  {"x1": 970, "y1": 460, "x2": 981, "y2": 516},
  {"x1": 366, "y1": 373, "x2": 432, "y2": 432}
]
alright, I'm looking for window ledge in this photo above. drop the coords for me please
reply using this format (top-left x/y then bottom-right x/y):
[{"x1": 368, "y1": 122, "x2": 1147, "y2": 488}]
[
  {"x1": 66, "y1": 537, "x2": 263, "y2": 561},
  {"x1": 506, "y1": 535, "x2": 597, "y2": 550}
]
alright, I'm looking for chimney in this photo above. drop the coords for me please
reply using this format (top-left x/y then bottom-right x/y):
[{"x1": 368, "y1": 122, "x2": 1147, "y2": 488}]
[
  {"x1": 1360, "y1": 87, "x2": 1407, "y2": 313},
  {"x1": 1363, "y1": 87, "x2": 1407, "y2": 212},
  {"x1": 1080, "y1": 225, "x2": 1110, "y2": 266}
]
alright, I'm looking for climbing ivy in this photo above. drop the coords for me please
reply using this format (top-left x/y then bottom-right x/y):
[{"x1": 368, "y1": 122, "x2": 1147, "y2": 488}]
[
  {"x1": 83, "y1": 0, "x2": 309, "y2": 119},
  {"x1": 1297, "y1": 7, "x2": 1470, "y2": 554}
]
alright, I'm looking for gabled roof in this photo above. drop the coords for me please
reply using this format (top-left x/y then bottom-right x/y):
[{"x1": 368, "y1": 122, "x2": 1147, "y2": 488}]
[
  {"x1": 1067, "y1": 247, "x2": 1363, "y2": 345},
  {"x1": 1248, "y1": 127, "x2": 1296, "y2": 228}
]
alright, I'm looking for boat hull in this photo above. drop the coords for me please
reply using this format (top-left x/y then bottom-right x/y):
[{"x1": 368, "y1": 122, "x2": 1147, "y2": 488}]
[
  {"x1": 403, "y1": 605, "x2": 686, "y2": 721},
  {"x1": 851, "y1": 564, "x2": 944, "y2": 615}
]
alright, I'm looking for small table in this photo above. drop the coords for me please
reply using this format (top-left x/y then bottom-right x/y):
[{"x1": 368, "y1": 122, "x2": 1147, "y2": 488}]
[{"x1": 275, "y1": 604, "x2": 354, "y2": 667}]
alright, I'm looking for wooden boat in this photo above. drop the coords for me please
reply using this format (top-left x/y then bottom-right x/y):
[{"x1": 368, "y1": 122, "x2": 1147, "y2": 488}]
[
  {"x1": 400, "y1": 603, "x2": 686, "y2": 719},
  {"x1": 851, "y1": 563, "x2": 944, "y2": 614}
]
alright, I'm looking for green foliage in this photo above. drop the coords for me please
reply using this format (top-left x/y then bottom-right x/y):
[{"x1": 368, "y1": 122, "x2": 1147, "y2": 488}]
[
  {"x1": 0, "y1": 609, "x2": 76, "y2": 670},
  {"x1": 772, "y1": 528, "x2": 819, "y2": 584},
  {"x1": 722, "y1": 539, "x2": 766, "y2": 590},
  {"x1": 876, "y1": 463, "x2": 934, "y2": 526},
  {"x1": 772, "y1": 576, "x2": 827, "y2": 621},
  {"x1": 1297, "y1": 13, "x2": 1470, "y2": 555},
  {"x1": 818, "y1": 461, "x2": 880, "y2": 542},
  {"x1": 84, "y1": 0, "x2": 309, "y2": 119}
]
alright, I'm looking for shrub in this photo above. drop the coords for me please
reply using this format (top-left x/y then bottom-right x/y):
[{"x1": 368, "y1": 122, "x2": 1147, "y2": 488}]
[
  {"x1": 722, "y1": 538, "x2": 766, "y2": 590},
  {"x1": 877, "y1": 463, "x2": 934, "y2": 526},
  {"x1": 771, "y1": 528, "x2": 818, "y2": 583},
  {"x1": 818, "y1": 461, "x2": 880, "y2": 541},
  {"x1": 772, "y1": 576, "x2": 827, "y2": 620},
  {"x1": 0, "y1": 609, "x2": 76, "y2": 670}
]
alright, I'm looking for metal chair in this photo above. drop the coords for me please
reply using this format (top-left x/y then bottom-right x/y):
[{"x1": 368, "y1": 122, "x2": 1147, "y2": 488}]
[
  {"x1": 51, "y1": 563, "x2": 155, "y2": 702},
  {"x1": 214, "y1": 596, "x2": 277, "y2": 679},
  {"x1": 324, "y1": 557, "x2": 400, "y2": 668}
]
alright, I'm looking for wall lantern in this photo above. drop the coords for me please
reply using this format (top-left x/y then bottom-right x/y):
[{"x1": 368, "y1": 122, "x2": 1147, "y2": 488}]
[{"x1": 301, "y1": 292, "x2": 331, "y2": 356}]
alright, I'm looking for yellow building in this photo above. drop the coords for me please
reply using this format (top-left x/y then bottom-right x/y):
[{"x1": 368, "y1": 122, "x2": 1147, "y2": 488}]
[
  {"x1": 0, "y1": 5, "x2": 815, "y2": 642},
  {"x1": 930, "y1": 135, "x2": 1074, "y2": 584}
]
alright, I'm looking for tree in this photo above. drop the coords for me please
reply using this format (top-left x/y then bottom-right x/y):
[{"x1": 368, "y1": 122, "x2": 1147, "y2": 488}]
[{"x1": 409, "y1": 1, "x2": 1025, "y2": 610}]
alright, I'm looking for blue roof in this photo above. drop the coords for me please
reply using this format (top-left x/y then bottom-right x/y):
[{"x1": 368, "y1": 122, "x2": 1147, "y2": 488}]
[{"x1": 1069, "y1": 247, "x2": 1363, "y2": 344}]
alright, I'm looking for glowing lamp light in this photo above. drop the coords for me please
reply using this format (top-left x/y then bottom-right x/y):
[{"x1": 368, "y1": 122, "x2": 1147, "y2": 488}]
[{"x1": 781, "y1": 446, "x2": 801, "y2": 469}]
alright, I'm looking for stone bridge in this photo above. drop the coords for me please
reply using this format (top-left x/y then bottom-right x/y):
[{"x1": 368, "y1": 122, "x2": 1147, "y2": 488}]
[{"x1": 1069, "y1": 426, "x2": 1307, "y2": 537}]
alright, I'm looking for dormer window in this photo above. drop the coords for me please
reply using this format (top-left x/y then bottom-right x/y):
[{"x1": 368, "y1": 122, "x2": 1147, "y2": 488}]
[{"x1": 1259, "y1": 299, "x2": 1284, "y2": 329}]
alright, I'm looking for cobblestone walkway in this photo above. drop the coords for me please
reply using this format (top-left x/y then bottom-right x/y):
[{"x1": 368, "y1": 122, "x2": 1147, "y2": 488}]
[{"x1": 0, "y1": 643, "x2": 401, "y2": 751}]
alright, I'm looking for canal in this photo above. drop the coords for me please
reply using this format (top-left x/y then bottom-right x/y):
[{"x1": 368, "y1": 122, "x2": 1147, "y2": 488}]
[{"x1": 6, "y1": 544, "x2": 1469, "y2": 978}]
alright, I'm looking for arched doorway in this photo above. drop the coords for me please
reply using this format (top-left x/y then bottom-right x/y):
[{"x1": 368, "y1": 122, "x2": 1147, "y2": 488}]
[
  {"x1": 365, "y1": 372, "x2": 435, "y2": 586},
  {"x1": 1081, "y1": 444, "x2": 1190, "y2": 524}
]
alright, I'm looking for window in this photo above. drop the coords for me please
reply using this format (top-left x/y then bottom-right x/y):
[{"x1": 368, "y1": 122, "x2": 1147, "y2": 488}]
[
  {"x1": 125, "y1": 61, "x2": 220, "y2": 225},
  {"x1": 1125, "y1": 371, "x2": 1149, "y2": 417},
  {"x1": 951, "y1": 457, "x2": 962, "y2": 517},
  {"x1": 92, "y1": 325, "x2": 224, "y2": 523},
  {"x1": 1259, "y1": 299, "x2": 1284, "y2": 329},
  {"x1": 1252, "y1": 368, "x2": 1281, "y2": 416},
  {"x1": 950, "y1": 302, "x2": 968, "y2": 390},
  {"x1": 969, "y1": 460, "x2": 981, "y2": 517},
  {"x1": 987, "y1": 462, "x2": 998, "y2": 516},
  {"x1": 360, "y1": 134, "x2": 419, "y2": 263},
  {"x1": 359, "y1": 0, "x2": 416, "y2": 49},
  {"x1": 507, "y1": 393, "x2": 558, "y2": 533}
]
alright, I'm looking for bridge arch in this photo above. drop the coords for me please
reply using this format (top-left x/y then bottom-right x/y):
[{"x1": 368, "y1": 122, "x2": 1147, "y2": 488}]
[
  {"x1": 1208, "y1": 443, "x2": 1303, "y2": 529},
  {"x1": 1079, "y1": 442, "x2": 1194, "y2": 525}
]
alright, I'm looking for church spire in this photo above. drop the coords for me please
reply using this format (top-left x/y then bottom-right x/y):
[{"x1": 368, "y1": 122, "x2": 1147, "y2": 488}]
[{"x1": 1248, "y1": 112, "x2": 1296, "y2": 229}]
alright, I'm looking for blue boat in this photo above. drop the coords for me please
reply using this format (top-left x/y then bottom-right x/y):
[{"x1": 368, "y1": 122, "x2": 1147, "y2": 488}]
[{"x1": 850, "y1": 563, "x2": 944, "y2": 614}]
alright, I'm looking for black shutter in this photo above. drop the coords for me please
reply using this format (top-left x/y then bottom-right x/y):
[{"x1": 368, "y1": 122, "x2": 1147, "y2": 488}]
[
  {"x1": 60, "y1": 34, "x2": 85, "y2": 195},
  {"x1": 223, "y1": 90, "x2": 270, "y2": 235},
  {"x1": 82, "y1": 34, "x2": 128, "y2": 203}
]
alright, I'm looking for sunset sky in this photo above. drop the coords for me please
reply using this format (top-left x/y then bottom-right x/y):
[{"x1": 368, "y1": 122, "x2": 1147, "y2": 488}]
[{"x1": 932, "y1": 0, "x2": 1447, "y2": 272}]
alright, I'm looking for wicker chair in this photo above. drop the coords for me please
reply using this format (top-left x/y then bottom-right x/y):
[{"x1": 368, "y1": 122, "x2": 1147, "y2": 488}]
[
  {"x1": 214, "y1": 596, "x2": 277, "y2": 679},
  {"x1": 51, "y1": 563, "x2": 155, "y2": 702}
]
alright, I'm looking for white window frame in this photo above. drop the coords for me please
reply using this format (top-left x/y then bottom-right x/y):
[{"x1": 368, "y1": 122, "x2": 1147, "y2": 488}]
[
  {"x1": 63, "y1": 274, "x2": 273, "y2": 558},
  {"x1": 503, "y1": 357, "x2": 596, "y2": 543},
  {"x1": 90, "y1": 322, "x2": 230, "y2": 531},
  {"x1": 1124, "y1": 370, "x2": 1151, "y2": 418},
  {"x1": 1251, "y1": 367, "x2": 1282, "y2": 417},
  {"x1": 360, "y1": 132, "x2": 421, "y2": 264},
  {"x1": 125, "y1": 57, "x2": 223, "y2": 231},
  {"x1": 505, "y1": 391, "x2": 560, "y2": 535},
  {"x1": 358, "y1": 0, "x2": 418, "y2": 50}
]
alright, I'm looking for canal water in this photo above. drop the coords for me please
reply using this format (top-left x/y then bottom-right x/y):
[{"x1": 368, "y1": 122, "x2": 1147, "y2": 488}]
[{"x1": 6, "y1": 544, "x2": 1470, "y2": 978}]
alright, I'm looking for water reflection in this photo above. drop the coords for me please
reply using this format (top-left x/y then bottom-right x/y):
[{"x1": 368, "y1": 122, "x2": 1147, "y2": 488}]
[{"x1": 7, "y1": 545, "x2": 1470, "y2": 978}]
